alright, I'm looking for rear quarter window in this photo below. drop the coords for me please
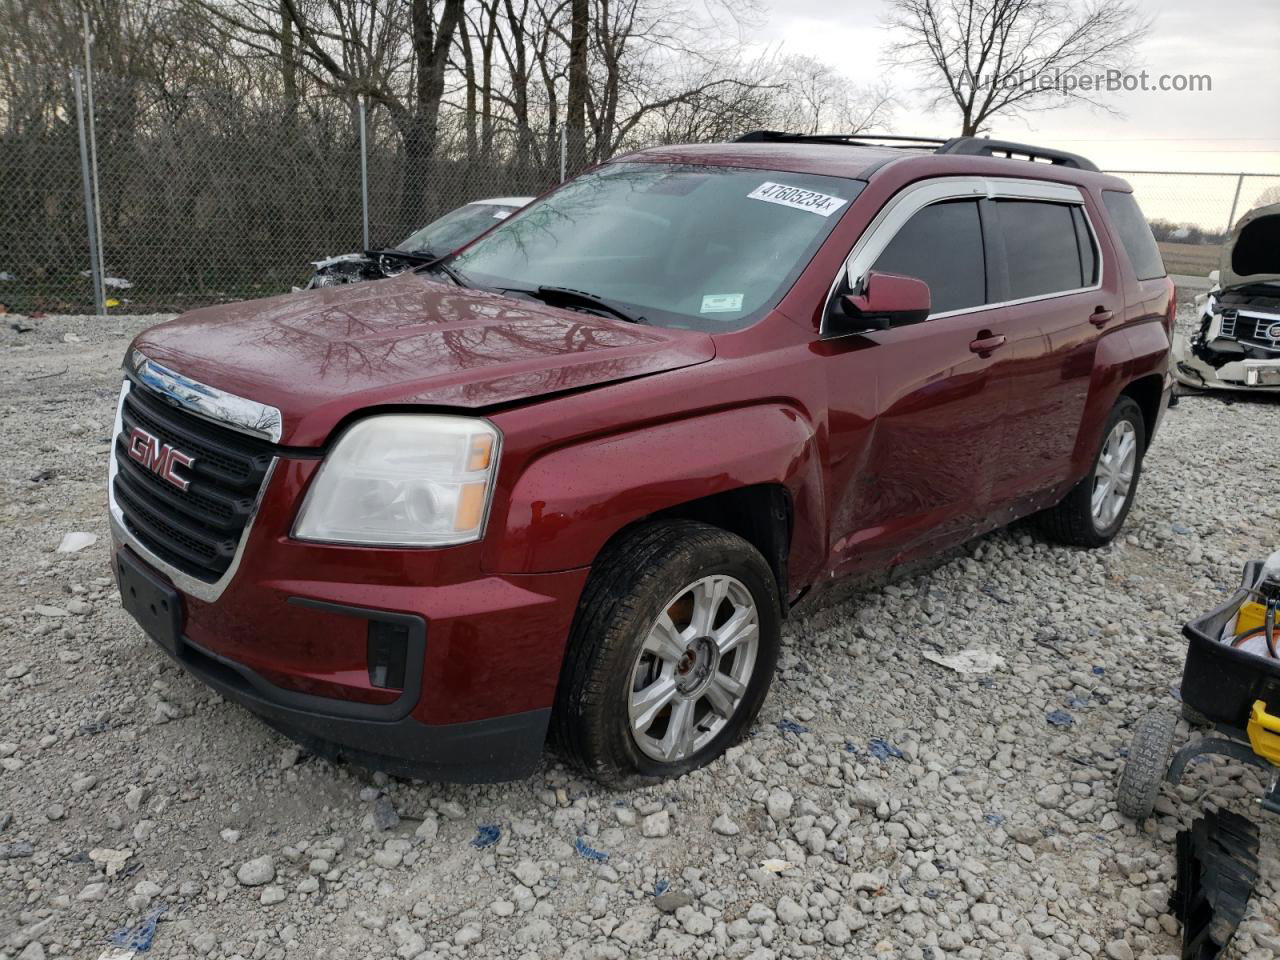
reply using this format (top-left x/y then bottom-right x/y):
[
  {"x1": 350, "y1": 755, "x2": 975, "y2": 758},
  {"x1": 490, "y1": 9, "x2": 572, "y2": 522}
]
[{"x1": 1102, "y1": 190, "x2": 1166, "y2": 281}]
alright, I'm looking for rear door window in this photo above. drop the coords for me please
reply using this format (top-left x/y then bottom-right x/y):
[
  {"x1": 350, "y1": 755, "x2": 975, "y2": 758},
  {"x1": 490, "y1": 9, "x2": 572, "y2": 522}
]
[
  {"x1": 871, "y1": 199, "x2": 986, "y2": 315},
  {"x1": 994, "y1": 200, "x2": 1089, "y2": 299},
  {"x1": 1071, "y1": 206, "x2": 1098, "y2": 286},
  {"x1": 1102, "y1": 190, "x2": 1166, "y2": 281}
]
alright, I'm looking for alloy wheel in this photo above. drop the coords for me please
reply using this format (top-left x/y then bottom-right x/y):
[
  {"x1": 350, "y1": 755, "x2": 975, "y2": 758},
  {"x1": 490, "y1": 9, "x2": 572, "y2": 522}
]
[
  {"x1": 1092, "y1": 419, "x2": 1138, "y2": 530},
  {"x1": 628, "y1": 574, "x2": 760, "y2": 763}
]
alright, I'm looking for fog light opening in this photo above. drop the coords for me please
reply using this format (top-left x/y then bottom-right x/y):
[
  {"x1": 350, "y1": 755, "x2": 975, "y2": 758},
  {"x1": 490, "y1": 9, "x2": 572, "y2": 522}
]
[{"x1": 367, "y1": 621, "x2": 409, "y2": 690}]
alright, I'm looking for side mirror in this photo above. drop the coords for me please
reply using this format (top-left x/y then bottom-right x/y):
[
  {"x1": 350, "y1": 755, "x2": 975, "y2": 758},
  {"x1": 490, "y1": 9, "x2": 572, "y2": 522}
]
[{"x1": 825, "y1": 271, "x2": 931, "y2": 338}]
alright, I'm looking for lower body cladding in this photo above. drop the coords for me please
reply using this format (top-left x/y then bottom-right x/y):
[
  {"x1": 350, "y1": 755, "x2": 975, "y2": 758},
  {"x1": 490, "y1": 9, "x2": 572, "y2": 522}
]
[{"x1": 111, "y1": 538, "x2": 590, "y2": 783}]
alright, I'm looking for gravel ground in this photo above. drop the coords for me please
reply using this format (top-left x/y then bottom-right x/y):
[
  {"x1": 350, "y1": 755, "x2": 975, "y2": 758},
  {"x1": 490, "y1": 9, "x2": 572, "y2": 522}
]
[{"x1": 3, "y1": 309, "x2": 1280, "y2": 960}]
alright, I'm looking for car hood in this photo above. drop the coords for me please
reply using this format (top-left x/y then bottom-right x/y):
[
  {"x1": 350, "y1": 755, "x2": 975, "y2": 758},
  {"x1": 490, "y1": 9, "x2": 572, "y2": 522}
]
[
  {"x1": 1220, "y1": 202, "x2": 1280, "y2": 290},
  {"x1": 130, "y1": 273, "x2": 715, "y2": 446}
]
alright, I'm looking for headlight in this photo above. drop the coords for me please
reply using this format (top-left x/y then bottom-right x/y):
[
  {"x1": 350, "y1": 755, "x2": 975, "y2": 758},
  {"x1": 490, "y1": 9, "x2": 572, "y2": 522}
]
[{"x1": 293, "y1": 415, "x2": 500, "y2": 546}]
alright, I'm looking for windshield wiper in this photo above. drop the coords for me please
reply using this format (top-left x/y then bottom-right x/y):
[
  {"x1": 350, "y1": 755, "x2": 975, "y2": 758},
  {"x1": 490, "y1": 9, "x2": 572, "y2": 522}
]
[
  {"x1": 512, "y1": 285, "x2": 646, "y2": 324},
  {"x1": 420, "y1": 256, "x2": 469, "y2": 287}
]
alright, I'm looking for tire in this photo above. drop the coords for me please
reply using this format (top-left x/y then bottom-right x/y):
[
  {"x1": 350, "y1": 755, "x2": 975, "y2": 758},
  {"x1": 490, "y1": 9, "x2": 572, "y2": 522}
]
[
  {"x1": 1116, "y1": 708, "x2": 1177, "y2": 822},
  {"x1": 1037, "y1": 396, "x2": 1146, "y2": 548},
  {"x1": 1180, "y1": 702, "x2": 1209, "y2": 727},
  {"x1": 552, "y1": 520, "x2": 781, "y2": 784}
]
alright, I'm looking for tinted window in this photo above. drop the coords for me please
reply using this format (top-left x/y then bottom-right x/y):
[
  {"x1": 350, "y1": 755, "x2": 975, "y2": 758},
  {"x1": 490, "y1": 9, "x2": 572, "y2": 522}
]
[
  {"x1": 872, "y1": 200, "x2": 985, "y2": 315},
  {"x1": 995, "y1": 200, "x2": 1086, "y2": 299},
  {"x1": 1071, "y1": 206, "x2": 1097, "y2": 285},
  {"x1": 1103, "y1": 190, "x2": 1165, "y2": 281}
]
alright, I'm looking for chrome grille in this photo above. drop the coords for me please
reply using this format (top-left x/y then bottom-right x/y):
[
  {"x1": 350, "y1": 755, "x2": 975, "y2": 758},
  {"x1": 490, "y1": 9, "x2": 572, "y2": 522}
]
[
  {"x1": 112, "y1": 379, "x2": 276, "y2": 582},
  {"x1": 1235, "y1": 313, "x2": 1280, "y2": 349}
]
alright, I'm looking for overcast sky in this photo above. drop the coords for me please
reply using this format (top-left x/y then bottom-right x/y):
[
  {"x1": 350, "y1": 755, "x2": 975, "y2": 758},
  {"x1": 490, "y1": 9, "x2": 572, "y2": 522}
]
[{"x1": 749, "y1": 0, "x2": 1280, "y2": 176}]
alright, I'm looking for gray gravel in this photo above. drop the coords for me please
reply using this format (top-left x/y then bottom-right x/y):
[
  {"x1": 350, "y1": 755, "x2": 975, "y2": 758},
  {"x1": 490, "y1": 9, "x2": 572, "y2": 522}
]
[{"x1": 3, "y1": 309, "x2": 1280, "y2": 960}]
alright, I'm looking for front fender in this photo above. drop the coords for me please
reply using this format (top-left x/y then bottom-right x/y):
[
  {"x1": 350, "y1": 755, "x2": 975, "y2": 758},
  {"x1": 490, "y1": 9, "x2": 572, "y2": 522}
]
[{"x1": 483, "y1": 404, "x2": 825, "y2": 580}]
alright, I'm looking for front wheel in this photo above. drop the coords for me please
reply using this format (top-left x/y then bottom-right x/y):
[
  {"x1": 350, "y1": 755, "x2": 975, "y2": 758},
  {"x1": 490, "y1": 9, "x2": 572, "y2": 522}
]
[
  {"x1": 1037, "y1": 396, "x2": 1146, "y2": 548},
  {"x1": 1116, "y1": 708, "x2": 1177, "y2": 822},
  {"x1": 552, "y1": 521, "x2": 781, "y2": 784}
]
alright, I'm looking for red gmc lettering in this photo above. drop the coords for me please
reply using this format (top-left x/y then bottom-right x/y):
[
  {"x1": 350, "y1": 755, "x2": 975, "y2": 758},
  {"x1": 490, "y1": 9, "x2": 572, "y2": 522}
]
[{"x1": 126, "y1": 426, "x2": 195, "y2": 491}]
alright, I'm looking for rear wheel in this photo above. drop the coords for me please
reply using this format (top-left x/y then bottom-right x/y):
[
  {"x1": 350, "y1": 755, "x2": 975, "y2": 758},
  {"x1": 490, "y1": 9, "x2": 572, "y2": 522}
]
[
  {"x1": 553, "y1": 521, "x2": 780, "y2": 784},
  {"x1": 1038, "y1": 396, "x2": 1146, "y2": 547}
]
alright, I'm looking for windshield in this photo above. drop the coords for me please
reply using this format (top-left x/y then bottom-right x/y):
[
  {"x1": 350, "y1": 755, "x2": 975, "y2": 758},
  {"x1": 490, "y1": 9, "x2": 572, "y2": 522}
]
[
  {"x1": 450, "y1": 162, "x2": 863, "y2": 331},
  {"x1": 397, "y1": 202, "x2": 521, "y2": 255}
]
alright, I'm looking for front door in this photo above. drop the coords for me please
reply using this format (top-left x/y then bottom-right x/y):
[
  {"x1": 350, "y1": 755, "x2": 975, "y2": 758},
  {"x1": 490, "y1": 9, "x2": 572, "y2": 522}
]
[{"x1": 822, "y1": 197, "x2": 1007, "y2": 577}]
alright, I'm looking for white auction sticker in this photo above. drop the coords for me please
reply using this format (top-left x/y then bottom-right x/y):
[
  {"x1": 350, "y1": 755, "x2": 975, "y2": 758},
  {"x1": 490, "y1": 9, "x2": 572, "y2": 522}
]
[
  {"x1": 701, "y1": 293, "x2": 744, "y2": 313},
  {"x1": 747, "y1": 182, "x2": 847, "y2": 217}
]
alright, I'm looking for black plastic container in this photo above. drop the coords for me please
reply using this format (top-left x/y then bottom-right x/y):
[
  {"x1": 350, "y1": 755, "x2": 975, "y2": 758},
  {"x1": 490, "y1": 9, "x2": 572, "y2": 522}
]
[{"x1": 1181, "y1": 561, "x2": 1280, "y2": 730}]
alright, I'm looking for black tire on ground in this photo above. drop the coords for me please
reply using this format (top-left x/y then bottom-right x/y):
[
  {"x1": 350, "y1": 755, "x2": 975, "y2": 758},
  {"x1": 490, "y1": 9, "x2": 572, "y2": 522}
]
[
  {"x1": 1116, "y1": 708, "x2": 1178, "y2": 822},
  {"x1": 1037, "y1": 395, "x2": 1147, "y2": 548},
  {"x1": 552, "y1": 520, "x2": 781, "y2": 784},
  {"x1": 1180, "y1": 702, "x2": 1210, "y2": 727}
]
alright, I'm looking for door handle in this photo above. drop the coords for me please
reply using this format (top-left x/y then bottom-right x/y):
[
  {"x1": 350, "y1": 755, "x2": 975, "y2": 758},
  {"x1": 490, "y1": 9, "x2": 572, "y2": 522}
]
[
  {"x1": 1089, "y1": 307, "x2": 1114, "y2": 327},
  {"x1": 968, "y1": 333, "x2": 1007, "y2": 356}
]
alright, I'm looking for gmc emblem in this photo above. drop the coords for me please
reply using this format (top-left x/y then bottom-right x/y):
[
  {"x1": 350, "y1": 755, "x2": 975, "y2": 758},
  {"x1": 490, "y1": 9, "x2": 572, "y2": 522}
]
[{"x1": 127, "y1": 426, "x2": 196, "y2": 492}]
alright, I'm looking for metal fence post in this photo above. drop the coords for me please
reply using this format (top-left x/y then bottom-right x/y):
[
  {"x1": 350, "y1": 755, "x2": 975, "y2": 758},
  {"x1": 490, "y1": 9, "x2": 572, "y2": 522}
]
[
  {"x1": 560, "y1": 126, "x2": 567, "y2": 183},
  {"x1": 83, "y1": 12, "x2": 105, "y2": 296},
  {"x1": 358, "y1": 98, "x2": 370, "y2": 250},
  {"x1": 72, "y1": 67, "x2": 105, "y2": 316},
  {"x1": 1225, "y1": 174, "x2": 1244, "y2": 235}
]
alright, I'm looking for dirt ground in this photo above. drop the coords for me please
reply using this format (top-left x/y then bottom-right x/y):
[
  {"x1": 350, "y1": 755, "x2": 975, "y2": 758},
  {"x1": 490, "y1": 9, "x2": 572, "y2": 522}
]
[{"x1": 3, "y1": 310, "x2": 1280, "y2": 960}]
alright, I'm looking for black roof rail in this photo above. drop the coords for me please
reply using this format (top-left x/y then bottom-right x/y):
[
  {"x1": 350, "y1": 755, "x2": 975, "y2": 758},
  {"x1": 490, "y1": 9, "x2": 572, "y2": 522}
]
[
  {"x1": 735, "y1": 130, "x2": 948, "y2": 149},
  {"x1": 936, "y1": 136, "x2": 1099, "y2": 172}
]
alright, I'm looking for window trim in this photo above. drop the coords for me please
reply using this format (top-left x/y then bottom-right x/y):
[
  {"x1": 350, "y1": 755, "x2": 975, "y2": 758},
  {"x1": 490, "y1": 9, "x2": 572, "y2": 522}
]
[{"x1": 824, "y1": 176, "x2": 1103, "y2": 334}]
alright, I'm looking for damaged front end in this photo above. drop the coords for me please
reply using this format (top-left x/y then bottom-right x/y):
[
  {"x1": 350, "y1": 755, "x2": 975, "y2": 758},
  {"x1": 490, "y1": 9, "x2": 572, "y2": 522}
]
[
  {"x1": 1174, "y1": 203, "x2": 1280, "y2": 392},
  {"x1": 301, "y1": 251, "x2": 419, "y2": 290}
]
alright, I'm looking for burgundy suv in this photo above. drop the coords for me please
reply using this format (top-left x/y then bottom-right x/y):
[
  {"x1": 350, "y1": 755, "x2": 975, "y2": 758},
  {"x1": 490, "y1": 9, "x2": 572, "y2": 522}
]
[{"x1": 110, "y1": 133, "x2": 1174, "y2": 783}]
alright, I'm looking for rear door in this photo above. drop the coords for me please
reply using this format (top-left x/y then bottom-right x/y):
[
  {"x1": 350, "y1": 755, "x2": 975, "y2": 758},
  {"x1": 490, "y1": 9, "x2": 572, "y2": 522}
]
[{"x1": 983, "y1": 188, "x2": 1121, "y2": 509}]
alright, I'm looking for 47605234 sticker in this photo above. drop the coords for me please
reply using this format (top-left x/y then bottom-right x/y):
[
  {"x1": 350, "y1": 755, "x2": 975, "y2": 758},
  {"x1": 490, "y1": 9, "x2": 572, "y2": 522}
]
[{"x1": 747, "y1": 182, "x2": 848, "y2": 217}]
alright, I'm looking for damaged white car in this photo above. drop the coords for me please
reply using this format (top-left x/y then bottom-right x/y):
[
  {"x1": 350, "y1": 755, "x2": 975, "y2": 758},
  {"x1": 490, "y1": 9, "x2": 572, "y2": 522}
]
[
  {"x1": 303, "y1": 196, "x2": 534, "y2": 289},
  {"x1": 1174, "y1": 202, "x2": 1280, "y2": 393}
]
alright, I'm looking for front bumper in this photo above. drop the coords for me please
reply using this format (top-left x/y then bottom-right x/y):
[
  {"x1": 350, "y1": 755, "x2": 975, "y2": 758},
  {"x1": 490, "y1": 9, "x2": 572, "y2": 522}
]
[
  {"x1": 150, "y1": 606, "x2": 550, "y2": 783},
  {"x1": 1172, "y1": 350, "x2": 1280, "y2": 391},
  {"x1": 110, "y1": 454, "x2": 590, "y2": 782},
  {"x1": 1172, "y1": 338, "x2": 1280, "y2": 393}
]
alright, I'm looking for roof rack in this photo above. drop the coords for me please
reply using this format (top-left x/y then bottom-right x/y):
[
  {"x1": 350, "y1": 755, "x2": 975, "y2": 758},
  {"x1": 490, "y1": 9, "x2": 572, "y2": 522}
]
[
  {"x1": 734, "y1": 130, "x2": 1100, "y2": 172},
  {"x1": 735, "y1": 131, "x2": 947, "y2": 150},
  {"x1": 936, "y1": 136, "x2": 1099, "y2": 172}
]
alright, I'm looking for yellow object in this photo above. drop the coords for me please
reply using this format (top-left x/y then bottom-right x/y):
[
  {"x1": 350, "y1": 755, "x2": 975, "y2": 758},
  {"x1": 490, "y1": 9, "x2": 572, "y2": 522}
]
[
  {"x1": 453, "y1": 482, "x2": 487, "y2": 531},
  {"x1": 1246, "y1": 700, "x2": 1280, "y2": 766},
  {"x1": 105, "y1": 297, "x2": 120, "y2": 308},
  {"x1": 1237, "y1": 601, "x2": 1272, "y2": 636}
]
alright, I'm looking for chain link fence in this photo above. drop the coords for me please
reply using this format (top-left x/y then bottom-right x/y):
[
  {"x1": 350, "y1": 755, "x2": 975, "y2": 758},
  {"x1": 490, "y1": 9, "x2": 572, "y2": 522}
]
[{"x1": 3, "y1": 69, "x2": 1278, "y2": 315}]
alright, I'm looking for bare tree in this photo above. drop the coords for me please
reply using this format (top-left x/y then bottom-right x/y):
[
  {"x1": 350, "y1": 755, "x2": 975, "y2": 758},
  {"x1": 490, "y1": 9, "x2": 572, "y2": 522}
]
[
  {"x1": 565, "y1": 0, "x2": 589, "y2": 173},
  {"x1": 884, "y1": 0, "x2": 1149, "y2": 136},
  {"x1": 767, "y1": 55, "x2": 894, "y2": 135}
]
